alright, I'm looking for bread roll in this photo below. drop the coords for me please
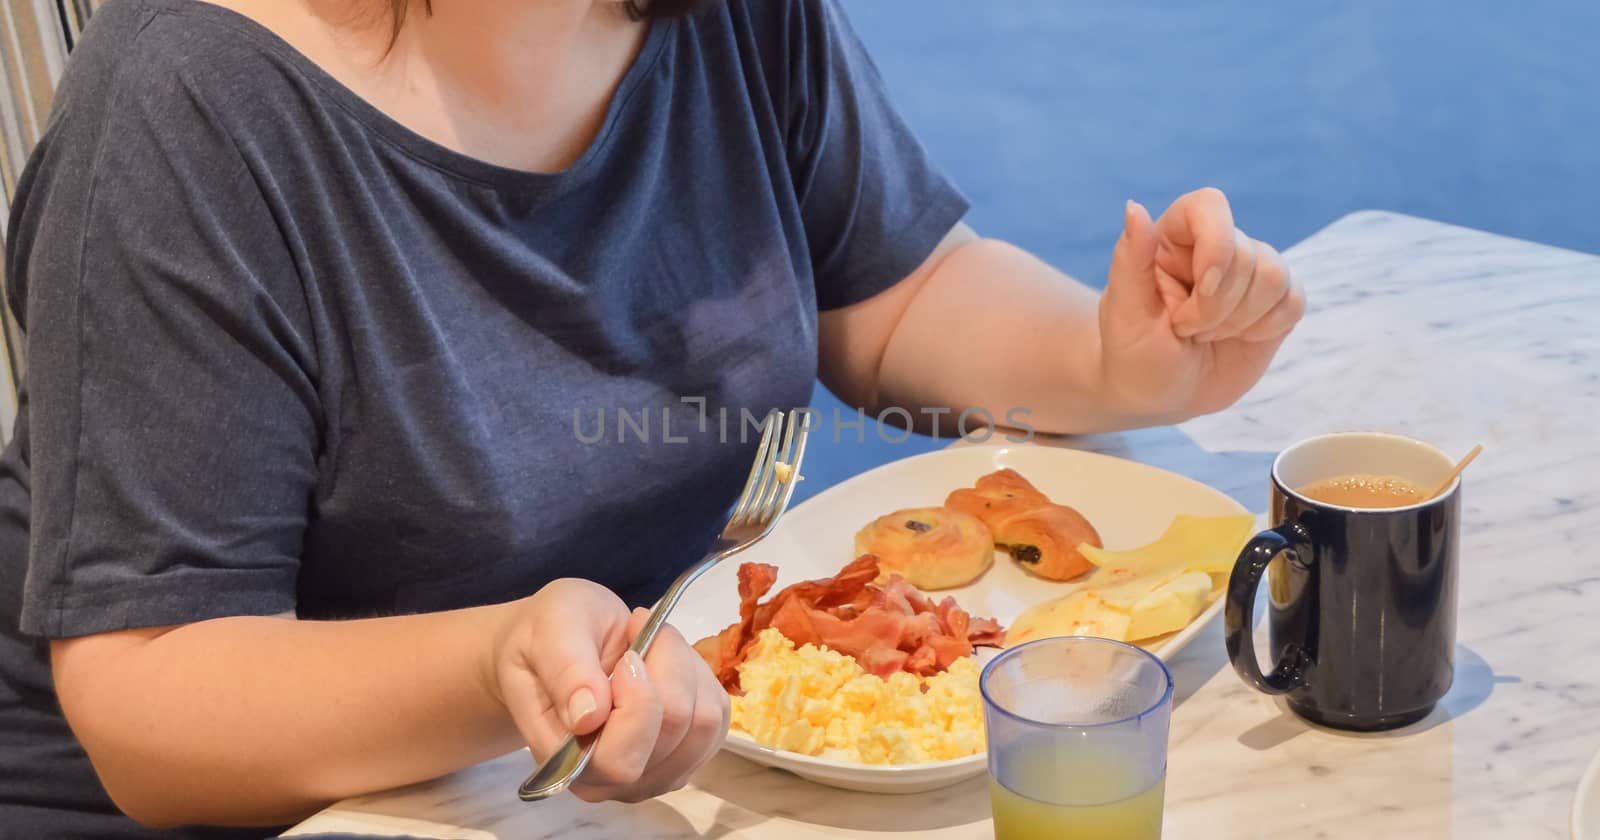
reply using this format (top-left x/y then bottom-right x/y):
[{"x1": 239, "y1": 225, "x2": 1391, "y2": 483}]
[{"x1": 853, "y1": 507, "x2": 994, "y2": 590}]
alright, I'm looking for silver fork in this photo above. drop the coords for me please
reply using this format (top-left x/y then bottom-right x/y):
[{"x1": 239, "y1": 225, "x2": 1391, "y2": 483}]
[{"x1": 518, "y1": 407, "x2": 813, "y2": 801}]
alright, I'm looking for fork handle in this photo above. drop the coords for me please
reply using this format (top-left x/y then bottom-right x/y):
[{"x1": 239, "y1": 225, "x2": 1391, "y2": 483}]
[{"x1": 517, "y1": 539, "x2": 739, "y2": 801}]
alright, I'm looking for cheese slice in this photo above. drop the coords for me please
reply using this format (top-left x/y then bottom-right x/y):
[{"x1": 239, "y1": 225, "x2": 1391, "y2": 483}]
[{"x1": 1080, "y1": 514, "x2": 1257, "y2": 577}]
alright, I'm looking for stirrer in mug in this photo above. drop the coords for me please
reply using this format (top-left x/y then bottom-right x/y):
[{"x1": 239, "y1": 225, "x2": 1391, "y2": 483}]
[{"x1": 1429, "y1": 444, "x2": 1483, "y2": 500}]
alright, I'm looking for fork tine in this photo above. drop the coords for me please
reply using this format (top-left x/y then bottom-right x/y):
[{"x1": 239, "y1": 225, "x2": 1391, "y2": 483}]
[
  {"x1": 754, "y1": 409, "x2": 811, "y2": 526},
  {"x1": 737, "y1": 409, "x2": 786, "y2": 527},
  {"x1": 729, "y1": 411, "x2": 780, "y2": 522},
  {"x1": 751, "y1": 409, "x2": 800, "y2": 520},
  {"x1": 764, "y1": 409, "x2": 812, "y2": 524}
]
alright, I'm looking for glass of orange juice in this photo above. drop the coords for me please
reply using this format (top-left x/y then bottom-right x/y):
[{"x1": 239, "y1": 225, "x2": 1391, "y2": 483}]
[{"x1": 981, "y1": 636, "x2": 1173, "y2": 840}]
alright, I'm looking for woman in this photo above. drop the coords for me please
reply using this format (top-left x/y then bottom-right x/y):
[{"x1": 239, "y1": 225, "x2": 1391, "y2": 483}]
[{"x1": 0, "y1": 0, "x2": 1303, "y2": 835}]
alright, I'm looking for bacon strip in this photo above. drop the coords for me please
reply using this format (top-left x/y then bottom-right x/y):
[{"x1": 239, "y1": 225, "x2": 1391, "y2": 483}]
[{"x1": 694, "y1": 555, "x2": 1007, "y2": 691}]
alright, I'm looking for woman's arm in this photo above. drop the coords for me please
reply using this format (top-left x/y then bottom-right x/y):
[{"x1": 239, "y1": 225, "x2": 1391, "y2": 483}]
[
  {"x1": 818, "y1": 223, "x2": 1122, "y2": 433},
  {"x1": 818, "y1": 189, "x2": 1305, "y2": 435},
  {"x1": 53, "y1": 605, "x2": 515, "y2": 827},
  {"x1": 51, "y1": 580, "x2": 726, "y2": 828}
]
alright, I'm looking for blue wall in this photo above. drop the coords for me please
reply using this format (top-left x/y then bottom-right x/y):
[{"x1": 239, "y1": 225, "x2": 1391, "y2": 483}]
[{"x1": 796, "y1": 0, "x2": 1600, "y2": 502}]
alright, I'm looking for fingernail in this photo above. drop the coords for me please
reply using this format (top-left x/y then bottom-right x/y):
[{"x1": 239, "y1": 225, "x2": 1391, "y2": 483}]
[
  {"x1": 567, "y1": 688, "x2": 597, "y2": 728},
  {"x1": 1200, "y1": 267, "x2": 1223, "y2": 296}
]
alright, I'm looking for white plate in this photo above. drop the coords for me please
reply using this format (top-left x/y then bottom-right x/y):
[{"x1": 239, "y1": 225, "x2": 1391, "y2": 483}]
[
  {"x1": 1574, "y1": 748, "x2": 1600, "y2": 839},
  {"x1": 672, "y1": 444, "x2": 1251, "y2": 794}
]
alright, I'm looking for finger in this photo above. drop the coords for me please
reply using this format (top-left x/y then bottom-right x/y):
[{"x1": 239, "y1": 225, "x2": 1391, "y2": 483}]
[
  {"x1": 624, "y1": 606, "x2": 651, "y2": 644},
  {"x1": 1197, "y1": 240, "x2": 1289, "y2": 342},
  {"x1": 498, "y1": 657, "x2": 570, "y2": 765},
  {"x1": 502, "y1": 582, "x2": 633, "y2": 764},
  {"x1": 639, "y1": 623, "x2": 697, "y2": 770},
  {"x1": 1194, "y1": 236, "x2": 1283, "y2": 341},
  {"x1": 1173, "y1": 227, "x2": 1255, "y2": 337},
  {"x1": 582, "y1": 649, "x2": 663, "y2": 788},
  {"x1": 1155, "y1": 265, "x2": 1188, "y2": 313},
  {"x1": 613, "y1": 658, "x2": 731, "y2": 803},
  {"x1": 1154, "y1": 187, "x2": 1237, "y2": 297},
  {"x1": 524, "y1": 583, "x2": 633, "y2": 738},
  {"x1": 1237, "y1": 270, "x2": 1307, "y2": 343},
  {"x1": 1104, "y1": 200, "x2": 1163, "y2": 320},
  {"x1": 681, "y1": 659, "x2": 732, "y2": 778},
  {"x1": 568, "y1": 606, "x2": 661, "y2": 791}
]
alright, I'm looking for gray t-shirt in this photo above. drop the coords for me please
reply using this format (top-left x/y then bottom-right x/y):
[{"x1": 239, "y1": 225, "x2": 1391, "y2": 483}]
[{"x1": 0, "y1": 0, "x2": 967, "y2": 834}]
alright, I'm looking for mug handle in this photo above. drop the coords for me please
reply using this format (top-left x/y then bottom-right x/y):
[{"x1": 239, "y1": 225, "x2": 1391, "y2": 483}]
[{"x1": 1224, "y1": 524, "x2": 1313, "y2": 695}]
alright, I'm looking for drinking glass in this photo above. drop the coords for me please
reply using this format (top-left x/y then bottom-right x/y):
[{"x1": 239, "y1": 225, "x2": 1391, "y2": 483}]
[{"x1": 981, "y1": 636, "x2": 1173, "y2": 840}]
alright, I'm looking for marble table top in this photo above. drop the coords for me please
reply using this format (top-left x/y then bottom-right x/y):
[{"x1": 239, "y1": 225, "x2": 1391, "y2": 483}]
[{"x1": 286, "y1": 210, "x2": 1600, "y2": 839}]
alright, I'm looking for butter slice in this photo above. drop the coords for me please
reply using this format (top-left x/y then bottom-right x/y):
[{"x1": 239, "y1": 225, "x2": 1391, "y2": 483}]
[{"x1": 1126, "y1": 571, "x2": 1214, "y2": 641}]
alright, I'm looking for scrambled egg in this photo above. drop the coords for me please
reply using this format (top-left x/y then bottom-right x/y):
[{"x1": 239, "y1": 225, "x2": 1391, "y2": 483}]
[{"x1": 729, "y1": 628, "x2": 984, "y2": 764}]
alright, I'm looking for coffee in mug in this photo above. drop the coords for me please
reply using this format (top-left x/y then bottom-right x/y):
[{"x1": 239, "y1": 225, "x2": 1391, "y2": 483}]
[
  {"x1": 1224, "y1": 432, "x2": 1461, "y2": 731},
  {"x1": 1297, "y1": 473, "x2": 1426, "y2": 508}
]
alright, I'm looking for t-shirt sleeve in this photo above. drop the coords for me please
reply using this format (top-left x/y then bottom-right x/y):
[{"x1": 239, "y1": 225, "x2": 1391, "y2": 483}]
[
  {"x1": 12, "y1": 55, "x2": 320, "y2": 638},
  {"x1": 782, "y1": 0, "x2": 970, "y2": 311}
]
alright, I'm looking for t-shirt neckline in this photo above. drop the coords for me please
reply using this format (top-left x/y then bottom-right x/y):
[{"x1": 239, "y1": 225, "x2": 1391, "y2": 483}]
[{"x1": 154, "y1": 0, "x2": 673, "y2": 193}]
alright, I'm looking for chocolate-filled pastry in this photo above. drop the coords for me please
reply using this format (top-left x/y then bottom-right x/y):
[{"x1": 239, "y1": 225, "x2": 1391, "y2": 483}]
[
  {"x1": 853, "y1": 507, "x2": 994, "y2": 590},
  {"x1": 947, "y1": 468, "x2": 1101, "y2": 581},
  {"x1": 943, "y1": 468, "x2": 1050, "y2": 533},
  {"x1": 992, "y1": 503, "x2": 1101, "y2": 581}
]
